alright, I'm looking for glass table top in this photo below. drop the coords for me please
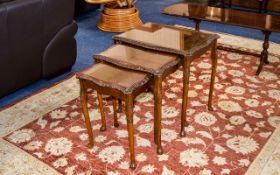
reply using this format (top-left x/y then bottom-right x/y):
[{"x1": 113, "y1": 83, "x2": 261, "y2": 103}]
[
  {"x1": 113, "y1": 23, "x2": 219, "y2": 57},
  {"x1": 95, "y1": 44, "x2": 180, "y2": 75}
]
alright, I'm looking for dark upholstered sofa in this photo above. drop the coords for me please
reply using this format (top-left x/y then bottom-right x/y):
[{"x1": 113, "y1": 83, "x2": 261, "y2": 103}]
[{"x1": 0, "y1": 0, "x2": 78, "y2": 98}]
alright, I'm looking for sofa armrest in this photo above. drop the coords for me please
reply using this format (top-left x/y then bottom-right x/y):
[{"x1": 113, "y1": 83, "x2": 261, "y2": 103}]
[
  {"x1": 0, "y1": 0, "x2": 77, "y2": 97},
  {"x1": 42, "y1": 21, "x2": 78, "y2": 78}
]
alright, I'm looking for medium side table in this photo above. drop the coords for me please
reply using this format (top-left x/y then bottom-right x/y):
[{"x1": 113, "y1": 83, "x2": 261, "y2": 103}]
[{"x1": 95, "y1": 44, "x2": 181, "y2": 154}]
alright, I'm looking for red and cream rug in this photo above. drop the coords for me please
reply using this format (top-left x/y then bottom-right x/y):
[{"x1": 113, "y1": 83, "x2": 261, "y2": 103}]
[{"x1": 0, "y1": 32, "x2": 280, "y2": 175}]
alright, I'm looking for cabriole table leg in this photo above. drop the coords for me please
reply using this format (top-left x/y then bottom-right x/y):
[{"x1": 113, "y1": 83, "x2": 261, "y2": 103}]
[
  {"x1": 180, "y1": 58, "x2": 191, "y2": 137},
  {"x1": 79, "y1": 80, "x2": 94, "y2": 148},
  {"x1": 97, "y1": 93, "x2": 107, "y2": 131},
  {"x1": 154, "y1": 76, "x2": 163, "y2": 155},
  {"x1": 256, "y1": 30, "x2": 271, "y2": 75},
  {"x1": 125, "y1": 94, "x2": 136, "y2": 169},
  {"x1": 208, "y1": 40, "x2": 218, "y2": 111}
]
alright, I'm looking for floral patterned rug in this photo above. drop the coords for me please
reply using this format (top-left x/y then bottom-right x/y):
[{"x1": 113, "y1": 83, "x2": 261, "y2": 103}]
[{"x1": 3, "y1": 43, "x2": 280, "y2": 175}]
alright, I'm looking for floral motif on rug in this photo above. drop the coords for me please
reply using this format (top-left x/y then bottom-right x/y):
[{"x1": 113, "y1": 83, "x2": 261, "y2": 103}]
[{"x1": 4, "y1": 48, "x2": 280, "y2": 175}]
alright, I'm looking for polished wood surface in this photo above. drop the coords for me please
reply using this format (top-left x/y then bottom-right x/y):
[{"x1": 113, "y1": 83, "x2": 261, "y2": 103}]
[
  {"x1": 162, "y1": 3, "x2": 280, "y2": 75},
  {"x1": 95, "y1": 44, "x2": 181, "y2": 154},
  {"x1": 77, "y1": 63, "x2": 152, "y2": 169},
  {"x1": 113, "y1": 22, "x2": 219, "y2": 139}
]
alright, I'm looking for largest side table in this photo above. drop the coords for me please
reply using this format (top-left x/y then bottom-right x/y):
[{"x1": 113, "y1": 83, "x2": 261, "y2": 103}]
[{"x1": 113, "y1": 22, "x2": 219, "y2": 137}]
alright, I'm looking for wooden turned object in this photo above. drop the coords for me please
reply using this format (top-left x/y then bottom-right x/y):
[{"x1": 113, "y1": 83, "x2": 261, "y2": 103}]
[
  {"x1": 97, "y1": 5, "x2": 142, "y2": 32},
  {"x1": 77, "y1": 63, "x2": 151, "y2": 169}
]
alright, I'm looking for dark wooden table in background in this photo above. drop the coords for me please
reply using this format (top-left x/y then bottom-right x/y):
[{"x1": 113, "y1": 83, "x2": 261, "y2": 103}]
[{"x1": 162, "y1": 3, "x2": 280, "y2": 75}]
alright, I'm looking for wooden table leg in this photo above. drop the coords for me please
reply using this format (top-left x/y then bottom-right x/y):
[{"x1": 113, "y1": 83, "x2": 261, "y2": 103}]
[
  {"x1": 180, "y1": 59, "x2": 191, "y2": 137},
  {"x1": 256, "y1": 30, "x2": 271, "y2": 75},
  {"x1": 228, "y1": 0, "x2": 232, "y2": 7},
  {"x1": 117, "y1": 99, "x2": 122, "y2": 113},
  {"x1": 221, "y1": 0, "x2": 225, "y2": 8},
  {"x1": 97, "y1": 93, "x2": 107, "y2": 131},
  {"x1": 258, "y1": 0, "x2": 264, "y2": 13},
  {"x1": 263, "y1": 0, "x2": 269, "y2": 13},
  {"x1": 112, "y1": 98, "x2": 120, "y2": 127},
  {"x1": 208, "y1": 40, "x2": 218, "y2": 111},
  {"x1": 125, "y1": 94, "x2": 136, "y2": 169},
  {"x1": 264, "y1": 36, "x2": 270, "y2": 65},
  {"x1": 154, "y1": 76, "x2": 163, "y2": 155},
  {"x1": 80, "y1": 80, "x2": 94, "y2": 148}
]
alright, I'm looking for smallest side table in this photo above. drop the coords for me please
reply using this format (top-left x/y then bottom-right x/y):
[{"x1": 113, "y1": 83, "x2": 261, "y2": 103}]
[{"x1": 77, "y1": 63, "x2": 152, "y2": 169}]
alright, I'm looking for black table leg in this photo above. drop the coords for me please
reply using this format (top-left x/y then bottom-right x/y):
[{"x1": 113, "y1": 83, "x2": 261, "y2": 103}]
[
  {"x1": 228, "y1": 0, "x2": 232, "y2": 7},
  {"x1": 118, "y1": 99, "x2": 122, "y2": 112},
  {"x1": 221, "y1": 0, "x2": 225, "y2": 8},
  {"x1": 256, "y1": 30, "x2": 271, "y2": 75},
  {"x1": 193, "y1": 19, "x2": 201, "y2": 31},
  {"x1": 263, "y1": 0, "x2": 269, "y2": 13},
  {"x1": 258, "y1": 0, "x2": 264, "y2": 13}
]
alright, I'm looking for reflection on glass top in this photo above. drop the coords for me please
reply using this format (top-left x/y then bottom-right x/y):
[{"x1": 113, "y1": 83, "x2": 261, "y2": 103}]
[
  {"x1": 162, "y1": 3, "x2": 280, "y2": 32},
  {"x1": 96, "y1": 45, "x2": 179, "y2": 74},
  {"x1": 116, "y1": 23, "x2": 216, "y2": 52}
]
